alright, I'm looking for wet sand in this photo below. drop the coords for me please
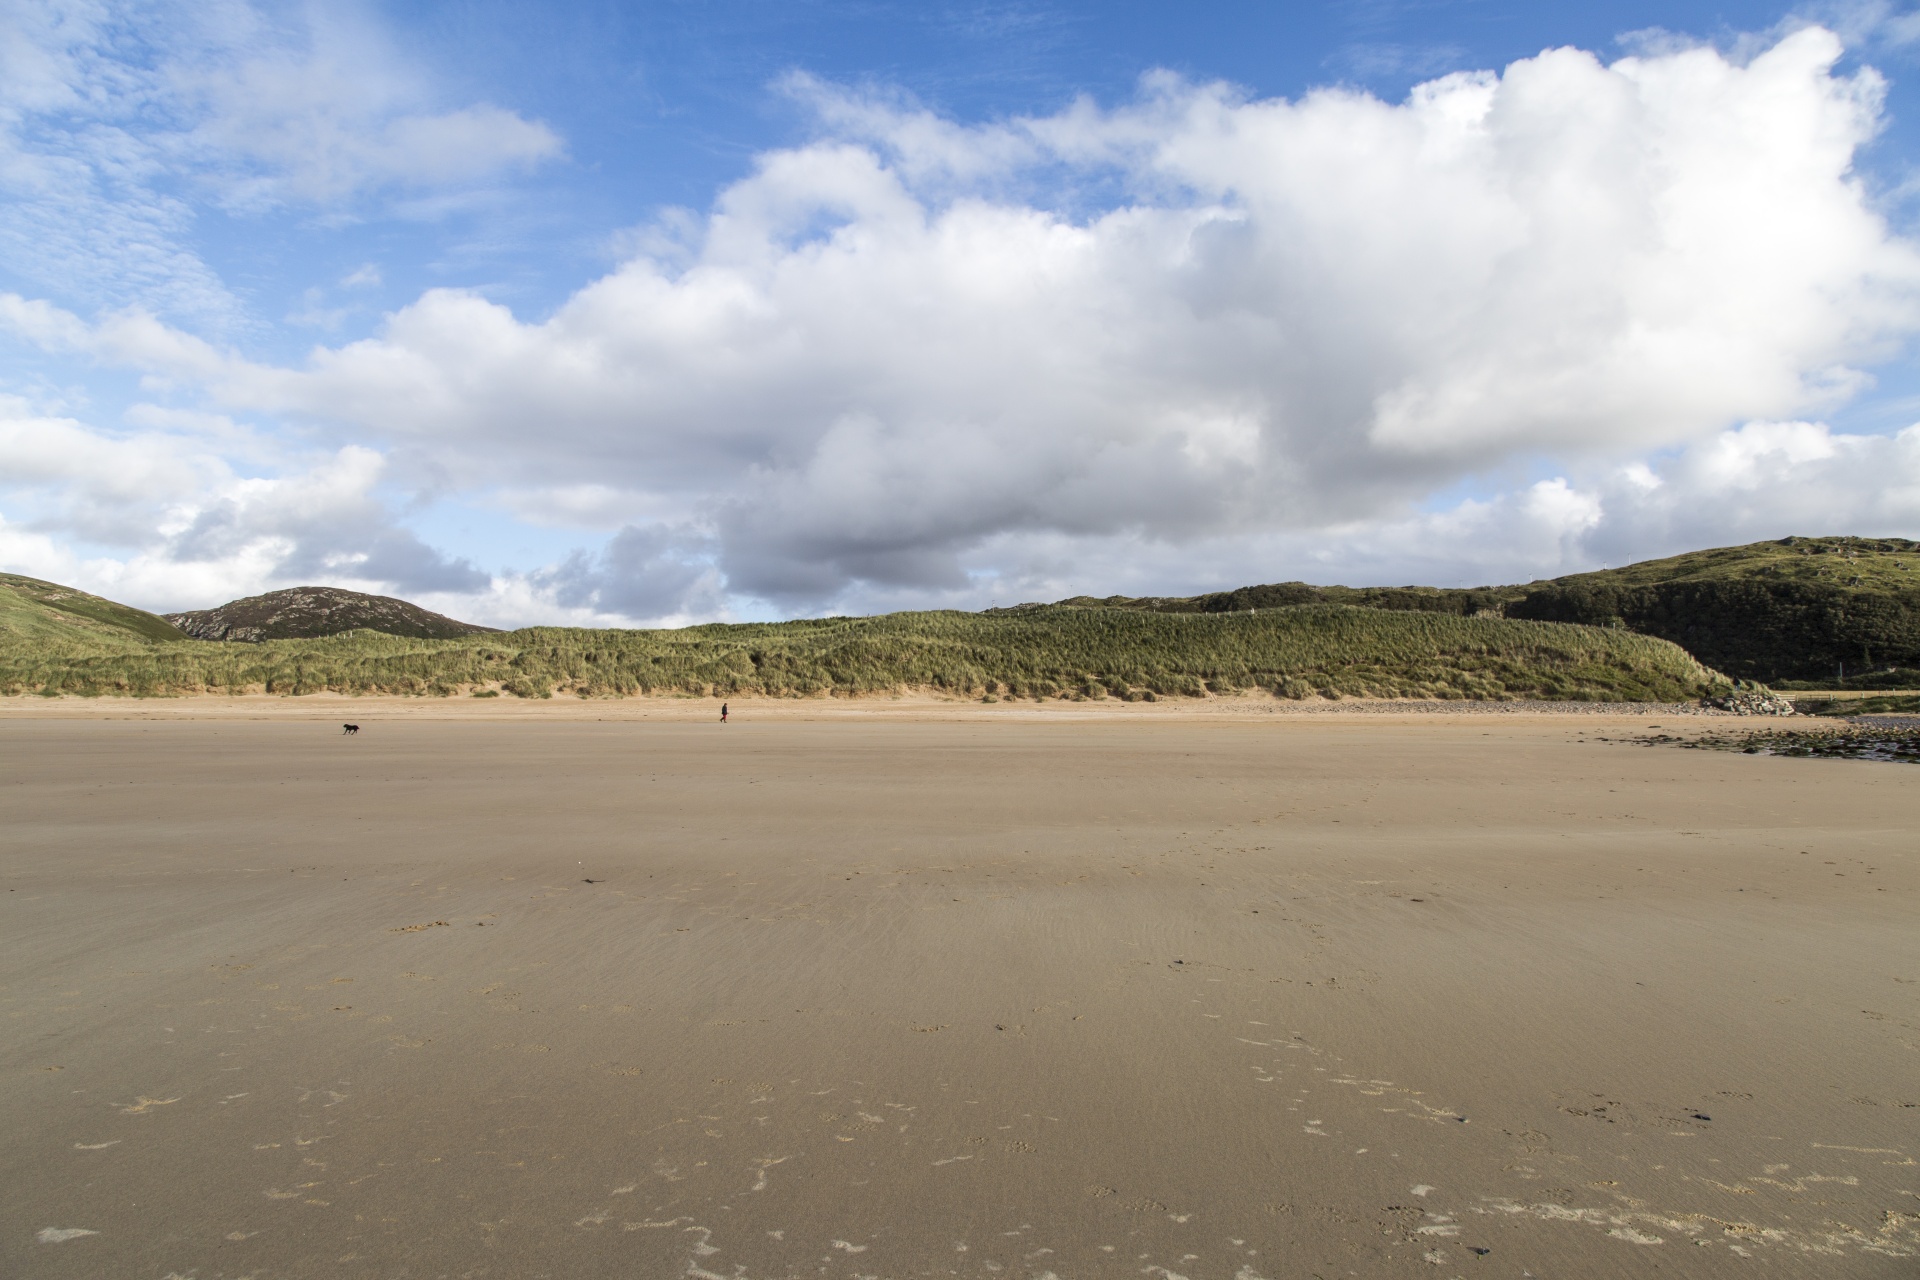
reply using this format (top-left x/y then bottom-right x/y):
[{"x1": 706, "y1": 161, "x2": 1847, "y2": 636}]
[{"x1": 1, "y1": 707, "x2": 1915, "y2": 1278}]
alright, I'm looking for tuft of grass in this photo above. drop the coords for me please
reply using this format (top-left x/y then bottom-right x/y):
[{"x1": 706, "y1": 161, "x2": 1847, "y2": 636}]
[
  {"x1": 0, "y1": 603, "x2": 1720, "y2": 703},
  {"x1": 1794, "y1": 693, "x2": 1920, "y2": 717}
]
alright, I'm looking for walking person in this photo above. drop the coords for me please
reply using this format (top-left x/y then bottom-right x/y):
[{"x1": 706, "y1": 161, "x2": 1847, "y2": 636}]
[{"x1": 720, "y1": 701, "x2": 729, "y2": 724}]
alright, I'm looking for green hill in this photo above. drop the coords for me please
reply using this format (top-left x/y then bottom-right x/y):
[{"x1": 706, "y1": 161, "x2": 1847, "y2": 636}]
[
  {"x1": 0, "y1": 596, "x2": 1719, "y2": 703},
  {"x1": 0, "y1": 573, "x2": 187, "y2": 645},
  {"x1": 1500, "y1": 537, "x2": 1920, "y2": 685},
  {"x1": 1046, "y1": 537, "x2": 1920, "y2": 686}
]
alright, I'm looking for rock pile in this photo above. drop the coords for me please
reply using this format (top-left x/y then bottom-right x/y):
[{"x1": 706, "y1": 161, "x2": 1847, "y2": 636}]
[{"x1": 1701, "y1": 687, "x2": 1797, "y2": 716}]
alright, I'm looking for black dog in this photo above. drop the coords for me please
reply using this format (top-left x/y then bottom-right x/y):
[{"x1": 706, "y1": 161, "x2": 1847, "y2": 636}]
[{"x1": 342, "y1": 723, "x2": 359, "y2": 735}]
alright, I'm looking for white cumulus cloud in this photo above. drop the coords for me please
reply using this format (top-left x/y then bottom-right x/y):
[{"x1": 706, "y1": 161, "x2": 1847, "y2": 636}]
[
  {"x1": 5, "y1": 25, "x2": 1920, "y2": 621},
  {"x1": 0, "y1": 395, "x2": 485, "y2": 611}
]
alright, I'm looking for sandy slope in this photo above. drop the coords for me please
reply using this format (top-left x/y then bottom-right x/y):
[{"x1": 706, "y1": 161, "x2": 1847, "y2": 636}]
[{"x1": 1, "y1": 712, "x2": 1914, "y2": 1278}]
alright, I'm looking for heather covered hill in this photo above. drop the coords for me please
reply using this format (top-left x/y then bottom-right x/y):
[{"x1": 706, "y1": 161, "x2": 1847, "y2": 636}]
[{"x1": 165, "y1": 586, "x2": 496, "y2": 643}]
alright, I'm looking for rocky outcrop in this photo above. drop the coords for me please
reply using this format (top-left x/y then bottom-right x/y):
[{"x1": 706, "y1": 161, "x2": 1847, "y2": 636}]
[
  {"x1": 165, "y1": 587, "x2": 496, "y2": 643},
  {"x1": 1701, "y1": 687, "x2": 1797, "y2": 716}
]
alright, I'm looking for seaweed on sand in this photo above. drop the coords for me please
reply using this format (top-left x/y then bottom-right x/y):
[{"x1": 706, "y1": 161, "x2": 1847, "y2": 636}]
[{"x1": 1631, "y1": 723, "x2": 1920, "y2": 763}]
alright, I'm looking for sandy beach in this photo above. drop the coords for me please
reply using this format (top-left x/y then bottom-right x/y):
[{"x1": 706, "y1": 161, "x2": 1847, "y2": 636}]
[{"x1": 2, "y1": 701, "x2": 1915, "y2": 1278}]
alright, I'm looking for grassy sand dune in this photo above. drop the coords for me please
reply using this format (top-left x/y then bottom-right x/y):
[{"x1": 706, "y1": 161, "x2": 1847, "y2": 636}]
[{"x1": 1, "y1": 602, "x2": 1722, "y2": 702}]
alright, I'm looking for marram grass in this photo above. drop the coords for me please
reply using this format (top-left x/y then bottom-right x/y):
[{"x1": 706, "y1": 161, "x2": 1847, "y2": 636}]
[{"x1": 0, "y1": 603, "x2": 1723, "y2": 703}]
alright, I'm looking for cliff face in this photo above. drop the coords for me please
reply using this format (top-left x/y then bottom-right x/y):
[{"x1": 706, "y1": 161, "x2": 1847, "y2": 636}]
[{"x1": 165, "y1": 587, "x2": 496, "y2": 643}]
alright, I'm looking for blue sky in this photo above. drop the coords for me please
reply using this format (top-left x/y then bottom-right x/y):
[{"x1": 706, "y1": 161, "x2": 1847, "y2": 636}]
[
  {"x1": 6, "y1": 1, "x2": 1920, "y2": 623},
  {"x1": 164, "y1": 2, "x2": 1920, "y2": 350}
]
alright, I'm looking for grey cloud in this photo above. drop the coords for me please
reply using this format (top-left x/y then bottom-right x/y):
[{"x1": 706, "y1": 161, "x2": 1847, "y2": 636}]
[
  {"x1": 287, "y1": 529, "x2": 489, "y2": 596},
  {"x1": 808, "y1": 421, "x2": 1920, "y2": 616},
  {"x1": 538, "y1": 524, "x2": 723, "y2": 622},
  {"x1": 152, "y1": 476, "x2": 489, "y2": 597}
]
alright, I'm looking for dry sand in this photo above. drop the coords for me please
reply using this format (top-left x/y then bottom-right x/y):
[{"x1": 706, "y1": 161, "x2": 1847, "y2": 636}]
[{"x1": 1, "y1": 699, "x2": 1915, "y2": 1278}]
